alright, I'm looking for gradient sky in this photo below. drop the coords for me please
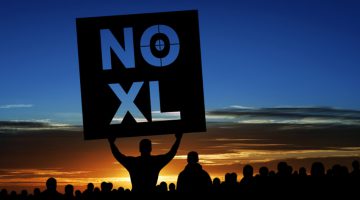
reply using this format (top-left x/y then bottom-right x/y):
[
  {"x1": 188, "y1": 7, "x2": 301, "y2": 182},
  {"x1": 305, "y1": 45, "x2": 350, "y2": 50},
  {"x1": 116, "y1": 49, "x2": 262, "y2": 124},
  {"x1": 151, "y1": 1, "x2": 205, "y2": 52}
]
[
  {"x1": 1, "y1": 0, "x2": 360, "y2": 124},
  {"x1": 1, "y1": 0, "x2": 360, "y2": 193}
]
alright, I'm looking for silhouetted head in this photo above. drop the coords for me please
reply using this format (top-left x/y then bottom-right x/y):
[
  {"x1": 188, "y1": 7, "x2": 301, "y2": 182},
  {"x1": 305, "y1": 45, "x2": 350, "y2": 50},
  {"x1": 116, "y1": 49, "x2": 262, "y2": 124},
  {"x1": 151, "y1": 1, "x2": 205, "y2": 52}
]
[
  {"x1": 332, "y1": 164, "x2": 342, "y2": 176},
  {"x1": 259, "y1": 166, "x2": 269, "y2": 177},
  {"x1": 20, "y1": 190, "x2": 27, "y2": 197},
  {"x1": 169, "y1": 183, "x2": 176, "y2": 192},
  {"x1": 299, "y1": 167, "x2": 307, "y2": 176},
  {"x1": 140, "y1": 139, "x2": 152, "y2": 155},
  {"x1": 187, "y1": 151, "x2": 199, "y2": 164},
  {"x1": 33, "y1": 188, "x2": 40, "y2": 196},
  {"x1": 277, "y1": 162, "x2": 288, "y2": 176},
  {"x1": 75, "y1": 190, "x2": 82, "y2": 197},
  {"x1": 225, "y1": 173, "x2": 231, "y2": 183},
  {"x1": 311, "y1": 162, "x2": 325, "y2": 177},
  {"x1": 243, "y1": 164, "x2": 254, "y2": 178},
  {"x1": 101, "y1": 182, "x2": 107, "y2": 192},
  {"x1": 1, "y1": 189, "x2": 8, "y2": 196},
  {"x1": 46, "y1": 177, "x2": 57, "y2": 191},
  {"x1": 230, "y1": 172, "x2": 237, "y2": 183},
  {"x1": 213, "y1": 177, "x2": 221, "y2": 186},
  {"x1": 159, "y1": 181, "x2": 168, "y2": 192},
  {"x1": 269, "y1": 171, "x2": 276, "y2": 176},
  {"x1": 352, "y1": 160, "x2": 360, "y2": 170},
  {"x1": 87, "y1": 183, "x2": 94, "y2": 192},
  {"x1": 108, "y1": 182, "x2": 113, "y2": 191},
  {"x1": 65, "y1": 184, "x2": 74, "y2": 196},
  {"x1": 94, "y1": 188, "x2": 100, "y2": 193},
  {"x1": 292, "y1": 170, "x2": 299, "y2": 176},
  {"x1": 101, "y1": 182, "x2": 113, "y2": 192}
]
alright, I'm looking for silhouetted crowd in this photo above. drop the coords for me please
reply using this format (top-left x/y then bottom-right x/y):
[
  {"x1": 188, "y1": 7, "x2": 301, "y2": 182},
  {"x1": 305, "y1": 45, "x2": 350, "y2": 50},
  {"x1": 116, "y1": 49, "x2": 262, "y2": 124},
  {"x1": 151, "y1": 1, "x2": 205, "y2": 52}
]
[{"x1": 1, "y1": 159, "x2": 360, "y2": 199}]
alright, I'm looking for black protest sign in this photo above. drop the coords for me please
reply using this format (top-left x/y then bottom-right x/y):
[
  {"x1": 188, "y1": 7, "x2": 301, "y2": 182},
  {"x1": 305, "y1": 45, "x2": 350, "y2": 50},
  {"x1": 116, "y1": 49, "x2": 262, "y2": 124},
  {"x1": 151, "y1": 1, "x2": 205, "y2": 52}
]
[{"x1": 76, "y1": 10, "x2": 206, "y2": 139}]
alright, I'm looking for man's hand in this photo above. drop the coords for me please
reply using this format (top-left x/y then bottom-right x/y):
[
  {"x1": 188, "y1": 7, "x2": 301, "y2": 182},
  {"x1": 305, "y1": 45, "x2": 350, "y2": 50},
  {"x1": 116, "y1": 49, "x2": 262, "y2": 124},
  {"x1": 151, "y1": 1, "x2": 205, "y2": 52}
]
[
  {"x1": 108, "y1": 135, "x2": 116, "y2": 144},
  {"x1": 175, "y1": 132, "x2": 183, "y2": 140}
]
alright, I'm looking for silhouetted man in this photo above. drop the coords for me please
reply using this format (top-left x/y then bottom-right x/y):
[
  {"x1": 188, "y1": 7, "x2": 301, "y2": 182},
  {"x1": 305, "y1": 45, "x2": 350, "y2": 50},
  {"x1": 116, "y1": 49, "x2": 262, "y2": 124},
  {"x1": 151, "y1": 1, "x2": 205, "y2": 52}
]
[
  {"x1": 41, "y1": 177, "x2": 63, "y2": 200},
  {"x1": 239, "y1": 164, "x2": 254, "y2": 193},
  {"x1": 108, "y1": 133, "x2": 182, "y2": 192},
  {"x1": 82, "y1": 183, "x2": 94, "y2": 200},
  {"x1": 177, "y1": 151, "x2": 212, "y2": 192},
  {"x1": 64, "y1": 184, "x2": 75, "y2": 200}
]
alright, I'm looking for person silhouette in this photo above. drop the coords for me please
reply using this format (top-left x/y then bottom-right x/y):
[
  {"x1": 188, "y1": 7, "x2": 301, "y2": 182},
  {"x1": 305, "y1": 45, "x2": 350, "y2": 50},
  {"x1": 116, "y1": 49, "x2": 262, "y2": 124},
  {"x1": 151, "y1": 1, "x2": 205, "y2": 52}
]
[
  {"x1": 176, "y1": 151, "x2": 212, "y2": 192},
  {"x1": 157, "y1": 181, "x2": 168, "y2": 192},
  {"x1": 64, "y1": 184, "x2": 75, "y2": 200},
  {"x1": 211, "y1": 177, "x2": 221, "y2": 193},
  {"x1": 40, "y1": 177, "x2": 63, "y2": 200},
  {"x1": 0, "y1": 189, "x2": 8, "y2": 200},
  {"x1": 108, "y1": 133, "x2": 182, "y2": 192},
  {"x1": 259, "y1": 166, "x2": 269, "y2": 177},
  {"x1": 239, "y1": 164, "x2": 254, "y2": 193},
  {"x1": 33, "y1": 188, "x2": 41, "y2": 199},
  {"x1": 169, "y1": 183, "x2": 176, "y2": 193},
  {"x1": 311, "y1": 162, "x2": 325, "y2": 177},
  {"x1": 83, "y1": 183, "x2": 94, "y2": 200}
]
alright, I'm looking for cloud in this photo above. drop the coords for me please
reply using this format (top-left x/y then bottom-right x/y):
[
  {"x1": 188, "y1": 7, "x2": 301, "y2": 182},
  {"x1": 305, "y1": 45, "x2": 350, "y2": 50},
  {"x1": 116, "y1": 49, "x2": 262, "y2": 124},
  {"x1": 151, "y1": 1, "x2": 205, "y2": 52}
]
[
  {"x1": 0, "y1": 104, "x2": 33, "y2": 109},
  {"x1": 228, "y1": 105, "x2": 255, "y2": 109},
  {"x1": 3, "y1": 169, "x2": 90, "y2": 176},
  {"x1": 174, "y1": 148, "x2": 360, "y2": 166},
  {"x1": 206, "y1": 106, "x2": 360, "y2": 125},
  {"x1": 0, "y1": 169, "x2": 91, "y2": 179},
  {"x1": 211, "y1": 138, "x2": 269, "y2": 142},
  {"x1": 0, "y1": 120, "x2": 79, "y2": 134}
]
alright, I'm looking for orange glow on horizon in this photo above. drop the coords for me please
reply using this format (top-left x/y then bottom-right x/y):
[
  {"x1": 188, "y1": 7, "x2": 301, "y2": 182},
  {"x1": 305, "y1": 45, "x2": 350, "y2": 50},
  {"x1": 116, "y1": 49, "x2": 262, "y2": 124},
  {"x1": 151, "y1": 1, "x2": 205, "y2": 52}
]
[{"x1": 1, "y1": 124, "x2": 360, "y2": 193}]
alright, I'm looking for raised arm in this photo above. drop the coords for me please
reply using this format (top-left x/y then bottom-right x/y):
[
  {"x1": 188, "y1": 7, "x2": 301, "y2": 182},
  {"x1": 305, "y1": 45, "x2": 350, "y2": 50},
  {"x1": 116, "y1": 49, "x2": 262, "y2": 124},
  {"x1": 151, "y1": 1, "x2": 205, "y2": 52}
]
[
  {"x1": 108, "y1": 136, "x2": 128, "y2": 166},
  {"x1": 166, "y1": 133, "x2": 183, "y2": 158}
]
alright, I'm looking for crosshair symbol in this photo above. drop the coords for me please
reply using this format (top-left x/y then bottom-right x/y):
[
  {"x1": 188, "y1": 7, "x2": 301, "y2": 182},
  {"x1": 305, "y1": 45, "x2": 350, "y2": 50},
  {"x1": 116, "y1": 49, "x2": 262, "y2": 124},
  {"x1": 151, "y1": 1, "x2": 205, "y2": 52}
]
[
  {"x1": 155, "y1": 39, "x2": 165, "y2": 51},
  {"x1": 140, "y1": 24, "x2": 180, "y2": 67}
]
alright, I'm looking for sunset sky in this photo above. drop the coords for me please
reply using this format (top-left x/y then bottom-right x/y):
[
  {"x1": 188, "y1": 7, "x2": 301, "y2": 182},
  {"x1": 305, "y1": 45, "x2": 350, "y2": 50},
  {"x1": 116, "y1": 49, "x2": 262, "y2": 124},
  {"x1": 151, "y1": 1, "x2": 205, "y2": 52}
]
[{"x1": 1, "y1": 0, "x2": 360, "y2": 193}]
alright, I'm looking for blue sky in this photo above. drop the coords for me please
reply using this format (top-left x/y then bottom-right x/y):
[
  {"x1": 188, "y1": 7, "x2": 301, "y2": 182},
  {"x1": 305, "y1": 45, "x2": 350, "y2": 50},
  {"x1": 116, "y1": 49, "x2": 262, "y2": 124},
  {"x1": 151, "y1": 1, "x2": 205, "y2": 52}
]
[{"x1": 1, "y1": 0, "x2": 360, "y2": 124}]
